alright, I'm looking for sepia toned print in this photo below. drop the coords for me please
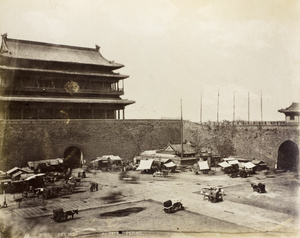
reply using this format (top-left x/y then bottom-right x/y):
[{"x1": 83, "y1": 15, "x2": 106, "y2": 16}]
[{"x1": 0, "y1": 0, "x2": 299, "y2": 238}]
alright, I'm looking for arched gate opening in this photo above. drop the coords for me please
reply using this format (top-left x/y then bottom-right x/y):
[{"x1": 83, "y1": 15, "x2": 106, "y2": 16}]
[
  {"x1": 277, "y1": 140, "x2": 299, "y2": 172},
  {"x1": 64, "y1": 146, "x2": 83, "y2": 169}
]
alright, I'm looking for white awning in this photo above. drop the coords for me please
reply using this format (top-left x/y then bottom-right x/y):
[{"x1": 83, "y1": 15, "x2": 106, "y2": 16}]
[
  {"x1": 24, "y1": 173, "x2": 45, "y2": 181},
  {"x1": 218, "y1": 162, "x2": 231, "y2": 168},
  {"x1": 140, "y1": 150, "x2": 157, "y2": 156},
  {"x1": 228, "y1": 160, "x2": 239, "y2": 165},
  {"x1": 223, "y1": 157, "x2": 236, "y2": 161},
  {"x1": 136, "y1": 159, "x2": 154, "y2": 171},
  {"x1": 243, "y1": 162, "x2": 256, "y2": 169},
  {"x1": 11, "y1": 171, "x2": 24, "y2": 178},
  {"x1": 6, "y1": 167, "x2": 20, "y2": 175},
  {"x1": 98, "y1": 155, "x2": 122, "y2": 161},
  {"x1": 198, "y1": 161, "x2": 209, "y2": 170},
  {"x1": 164, "y1": 162, "x2": 177, "y2": 168}
]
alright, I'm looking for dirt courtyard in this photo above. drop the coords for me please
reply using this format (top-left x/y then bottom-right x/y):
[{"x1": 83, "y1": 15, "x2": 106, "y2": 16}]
[{"x1": 0, "y1": 168, "x2": 299, "y2": 238}]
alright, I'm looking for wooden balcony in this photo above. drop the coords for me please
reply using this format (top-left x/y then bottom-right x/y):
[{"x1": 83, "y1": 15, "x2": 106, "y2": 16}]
[{"x1": 2, "y1": 86, "x2": 124, "y2": 96}]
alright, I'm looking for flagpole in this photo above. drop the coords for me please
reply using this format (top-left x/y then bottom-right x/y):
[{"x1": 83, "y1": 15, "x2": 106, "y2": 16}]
[
  {"x1": 233, "y1": 91, "x2": 235, "y2": 123},
  {"x1": 181, "y1": 99, "x2": 183, "y2": 161},
  {"x1": 217, "y1": 89, "x2": 219, "y2": 123},
  {"x1": 248, "y1": 91, "x2": 250, "y2": 123},
  {"x1": 261, "y1": 90, "x2": 263, "y2": 122},
  {"x1": 200, "y1": 92, "x2": 202, "y2": 124}
]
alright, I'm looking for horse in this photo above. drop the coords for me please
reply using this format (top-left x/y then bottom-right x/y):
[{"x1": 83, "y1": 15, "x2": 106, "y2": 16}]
[{"x1": 65, "y1": 209, "x2": 78, "y2": 220}]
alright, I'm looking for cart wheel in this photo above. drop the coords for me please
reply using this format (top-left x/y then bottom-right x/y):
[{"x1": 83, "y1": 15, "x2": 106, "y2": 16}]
[{"x1": 257, "y1": 188, "x2": 261, "y2": 193}]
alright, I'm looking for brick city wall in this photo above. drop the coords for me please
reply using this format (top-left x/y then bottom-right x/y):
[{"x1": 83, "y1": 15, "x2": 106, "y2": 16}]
[
  {"x1": 0, "y1": 119, "x2": 299, "y2": 171},
  {"x1": 184, "y1": 121, "x2": 300, "y2": 169},
  {"x1": 0, "y1": 119, "x2": 181, "y2": 170}
]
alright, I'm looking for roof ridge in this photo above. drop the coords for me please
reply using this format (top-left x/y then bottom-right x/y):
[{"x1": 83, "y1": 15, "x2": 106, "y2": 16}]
[{"x1": 5, "y1": 37, "x2": 99, "y2": 52}]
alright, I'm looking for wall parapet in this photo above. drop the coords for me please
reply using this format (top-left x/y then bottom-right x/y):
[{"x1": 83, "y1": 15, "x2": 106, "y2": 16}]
[
  {"x1": 193, "y1": 121, "x2": 296, "y2": 127},
  {"x1": 0, "y1": 118, "x2": 181, "y2": 125}
]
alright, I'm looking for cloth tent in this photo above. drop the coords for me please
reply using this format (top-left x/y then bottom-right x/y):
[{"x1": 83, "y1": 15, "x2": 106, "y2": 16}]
[
  {"x1": 103, "y1": 155, "x2": 122, "y2": 161},
  {"x1": 251, "y1": 160, "x2": 265, "y2": 165},
  {"x1": 198, "y1": 161, "x2": 209, "y2": 170},
  {"x1": 140, "y1": 150, "x2": 157, "y2": 156},
  {"x1": 164, "y1": 162, "x2": 177, "y2": 168},
  {"x1": 11, "y1": 171, "x2": 24, "y2": 179},
  {"x1": 223, "y1": 157, "x2": 236, "y2": 161},
  {"x1": 27, "y1": 159, "x2": 63, "y2": 169},
  {"x1": 136, "y1": 159, "x2": 154, "y2": 171},
  {"x1": 228, "y1": 160, "x2": 239, "y2": 165},
  {"x1": 24, "y1": 173, "x2": 45, "y2": 181},
  {"x1": 223, "y1": 157, "x2": 249, "y2": 162},
  {"x1": 6, "y1": 167, "x2": 23, "y2": 175},
  {"x1": 218, "y1": 161, "x2": 231, "y2": 168},
  {"x1": 243, "y1": 162, "x2": 256, "y2": 169}
]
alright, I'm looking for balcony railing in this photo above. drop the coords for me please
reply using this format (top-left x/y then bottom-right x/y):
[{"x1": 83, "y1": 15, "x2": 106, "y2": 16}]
[{"x1": 2, "y1": 86, "x2": 124, "y2": 95}]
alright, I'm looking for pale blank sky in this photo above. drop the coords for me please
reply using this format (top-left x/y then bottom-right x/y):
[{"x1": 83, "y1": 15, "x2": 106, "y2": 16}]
[{"x1": 0, "y1": 0, "x2": 299, "y2": 122}]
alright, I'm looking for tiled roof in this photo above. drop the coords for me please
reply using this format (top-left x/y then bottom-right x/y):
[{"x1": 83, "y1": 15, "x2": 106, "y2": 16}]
[
  {"x1": 278, "y1": 102, "x2": 300, "y2": 114},
  {"x1": 0, "y1": 34, "x2": 123, "y2": 68},
  {"x1": 0, "y1": 65, "x2": 128, "y2": 79}
]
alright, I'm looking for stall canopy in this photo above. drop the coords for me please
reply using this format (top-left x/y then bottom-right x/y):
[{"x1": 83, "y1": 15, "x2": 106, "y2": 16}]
[
  {"x1": 11, "y1": 171, "x2": 24, "y2": 179},
  {"x1": 251, "y1": 160, "x2": 265, "y2": 165},
  {"x1": 27, "y1": 159, "x2": 63, "y2": 169},
  {"x1": 243, "y1": 162, "x2": 256, "y2": 169},
  {"x1": 103, "y1": 155, "x2": 122, "y2": 161},
  {"x1": 223, "y1": 157, "x2": 249, "y2": 162},
  {"x1": 164, "y1": 162, "x2": 177, "y2": 168},
  {"x1": 140, "y1": 150, "x2": 157, "y2": 156},
  {"x1": 95, "y1": 155, "x2": 122, "y2": 161},
  {"x1": 223, "y1": 157, "x2": 236, "y2": 161},
  {"x1": 218, "y1": 161, "x2": 231, "y2": 168},
  {"x1": 198, "y1": 161, "x2": 209, "y2": 170},
  {"x1": 136, "y1": 159, "x2": 154, "y2": 171},
  {"x1": 228, "y1": 160, "x2": 239, "y2": 165},
  {"x1": 24, "y1": 173, "x2": 45, "y2": 181}
]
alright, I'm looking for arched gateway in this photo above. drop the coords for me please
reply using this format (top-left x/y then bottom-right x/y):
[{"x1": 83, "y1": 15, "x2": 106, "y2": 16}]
[
  {"x1": 64, "y1": 146, "x2": 83, "y2": 168},
  {"x1": 277, "y1": 140, "x2": 299, "y2": 172}
]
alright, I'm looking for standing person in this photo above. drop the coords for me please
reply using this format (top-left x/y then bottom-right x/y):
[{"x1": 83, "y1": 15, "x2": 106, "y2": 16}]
[{"x1": 90, "y1": 182, "x2": 94, "y2": 192}]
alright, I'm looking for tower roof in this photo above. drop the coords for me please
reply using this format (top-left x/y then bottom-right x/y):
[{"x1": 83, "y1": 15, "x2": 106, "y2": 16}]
[
  {"x1": 0, "y1": 33, "x2": 123, "y2": 69},
  {"x1": 278, "y1": 102, "x2": 300, "y2": 114}
]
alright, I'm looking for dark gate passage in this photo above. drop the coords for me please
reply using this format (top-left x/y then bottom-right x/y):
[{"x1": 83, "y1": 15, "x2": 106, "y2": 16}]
[
  {"x1": 277, "y1": 140, "x2": 299, "y2": 172},
  {"x1": 64, "y1": 146, "x2": 82, "y2": 168}
]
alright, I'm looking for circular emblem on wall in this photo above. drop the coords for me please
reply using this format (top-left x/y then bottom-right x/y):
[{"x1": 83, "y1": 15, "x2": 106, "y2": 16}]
[{"x1": 64, "y1": 80, "x2": 80, "y2": 94}]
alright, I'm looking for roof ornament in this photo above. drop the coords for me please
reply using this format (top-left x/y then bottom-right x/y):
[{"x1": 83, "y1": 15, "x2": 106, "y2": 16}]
[
  {"x1": 0, "y1": 33, "x2": 9, "y2": 53},
  {"x1": 95, "y1": 44, "x2": 100, "y2": 51}
]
